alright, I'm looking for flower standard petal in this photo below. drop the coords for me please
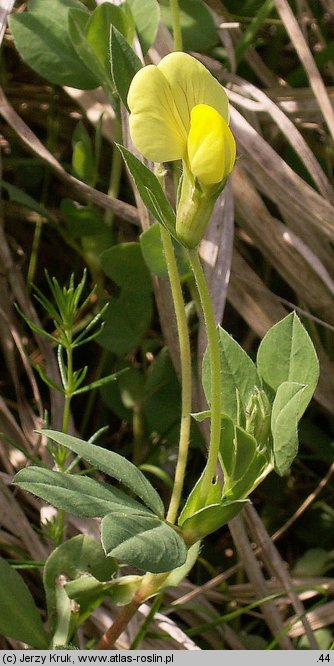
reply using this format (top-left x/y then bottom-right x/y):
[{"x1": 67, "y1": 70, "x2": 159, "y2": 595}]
[
  {"x1": 158, "y1": 52, "x2": 230, "y2": 132},
  {"x1": 187, "y1": 104, "x2": 236, "y2": 186},
  {"x1": 128, "y1": 65, "x2": 187, "y2": 162}
]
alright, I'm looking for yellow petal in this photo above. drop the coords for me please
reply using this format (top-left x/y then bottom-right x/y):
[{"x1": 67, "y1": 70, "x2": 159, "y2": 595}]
[
  {"x1": 187, "y1": 104, "x2": 236, "y2": 185},
  {"x1": 158, "y1": 52, "x2": 229, "y2": 133},
  {"x1": 127, "y1": 65, "x2": 187, "y2": 162}
]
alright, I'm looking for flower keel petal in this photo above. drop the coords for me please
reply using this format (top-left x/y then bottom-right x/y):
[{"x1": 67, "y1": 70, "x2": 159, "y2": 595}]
[{"x1": 187, "y1": 104, "x2": 236, "y2": 186}]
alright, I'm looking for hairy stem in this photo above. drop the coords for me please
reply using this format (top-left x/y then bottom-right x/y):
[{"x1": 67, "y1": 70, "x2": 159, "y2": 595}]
[
  {"x1": 97, "y1": 597, "x2": 142, "y2": 650},
  {"x1": 56, "y1": 344, "x2": 74, "y2": 543},
  {"x1": 130, "y1": 595, "x2": 162, "y2": 649},
  {"x1": 95, "y1": 228, "x2": 192, "y2": 649},
  {"x1": 105, "y1": 122, "x2": 123, "y2": 227},
  {"x1": 62, "y1": 345, "x2": 73, "y2": 435},
  {"x1": 161, "y1": 227, "x2": 192, "y2": 525},
  {"x1": 96, "y1": 573, "x2": 169, "y2": 649},
  {"x1": 188, "y1": 248, "x2": 222, "y2": 501}
]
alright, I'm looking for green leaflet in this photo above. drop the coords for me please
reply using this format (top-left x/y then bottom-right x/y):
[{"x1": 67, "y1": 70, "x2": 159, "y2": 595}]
[
  {"x1": 97, "y1": 288, "x2": 152, "y2": 355},
  {"x1": 9, "y1": 0, "x2": 98, "y2": 89},
  {"x1": 110, "y1": 27, "x2": 142, "y2": 108},
  {"x1": 1, "y1": 181, "x2": 54, "y2": 222},
  {"x1": 140, "y1": 223, "x2": 169, "y2": 278},
  {"x1": 203, "y1": 325, "x2": 260, "y2": 424},
  {"x1": 71, "y1": 120, "x2": 96, "y2": 186},
  {"x1": 44, "y1": 535, "x2": 117, "y2": 637},
  {"x1": 180, "y1": 500, "x2": 249, "y2": 542},
  {"x1": 178, "y1": 470, "x2": 222, "y2": 526},
  {"x1": 101, "y1": 513, "x2": 187, "y2": 573},
  {"x1": 69, "y1": 4, "x2": 135, "y2": 100},
  {"x1": 139, "y1": 222, "x2": 190, "y2": 279},
  {"x1": 86, "y1": 4, "x2": 134, "y2": 76},
  {"x1": 40, "y1": 430, "x2": 164, "y2": 516},
  {"x1": 190, "y1": 409, "x2": 270, "y2": 506},
  {"x1": 100, "y1": 242, "x2": 152, "y2": 293},
  {"x1": 257, "y1": 312, "x2": 319, "y2": 417},
  {"x1": 117, "y1": 145, "x2": 176, "y2": 236},
  {"x1": 219, "y1": 413, "x2": 235, "y2": 479},
  {"x1": 0, "y1": 556, "x2": 48, "y2": 648},
  {"x1": 224, "y1": 451, "x2": 269, "y2": 500},
  {"x1": 233, "y1": 426, "x2": 258, "y2": 480},
  {"x1": 127, "y1": 0, "x2": 160, "y2": 54},
  {"x1": 271, "y1": 381, "x2": 306, "y2": 475},
  {"x1": 14, "y1": 466, "x2": 154, "y2": 518}
]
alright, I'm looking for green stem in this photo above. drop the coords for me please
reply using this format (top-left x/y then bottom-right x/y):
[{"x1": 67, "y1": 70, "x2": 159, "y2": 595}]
[
  {"x1": 62, "y1": 345, "x2": 73, "y2": 435},
  {"x1": 27, "y1": 88, "x2": 58, "y2": 290},
  {"x1": 80, "y1": 348, "x2": 108, "y2": 436},
  {"x1": 27, "y1": 216, "x2": 44, "y2": 290},
  {"x1": 94, "y1": 172, "x2": 190, "y2": 650},
  {"x1": 188, "y1": 248, "x2": 222, "y2": 501},
  {"x1": 57, "y1": 344, "x2": 74, "y2": 543},
  {"x1": 160, "y1": 227, "x2": 192, "y2": 525},
  {"x1": 169, "y1": 0, "x2": 183, "y2": 51},
  {"x1": 105, "y1": 122, "x2": 123, "y2": 227},
  {"x1": 62, "y1": 396, "x2": 71, "y2": 439},
  {"x1": 132, "y1": 403, "x2": 145, "y2": 466}
]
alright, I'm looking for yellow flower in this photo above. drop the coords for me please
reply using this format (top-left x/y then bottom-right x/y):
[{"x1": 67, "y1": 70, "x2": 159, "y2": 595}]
[
  {"x1": 127, "y1": 52, "x2": 236, "y2": 247},
  {"x1": 187, "y1": 104, "x2": 235, "y2": 186}
]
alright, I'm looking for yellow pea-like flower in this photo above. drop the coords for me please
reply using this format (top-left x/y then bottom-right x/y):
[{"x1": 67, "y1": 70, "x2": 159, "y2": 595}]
[{"x1": 127, "y1": 52, "x2": 236, "y2": 248}]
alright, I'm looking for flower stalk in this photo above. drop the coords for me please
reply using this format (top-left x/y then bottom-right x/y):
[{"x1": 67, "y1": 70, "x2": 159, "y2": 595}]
[
  {"x1": 160, "y1": 226, "x2": 192, "y2": 524},
  {"x1": 187, "y1": 248, "x2": 222, "y2": 502},
  {"x1": 169, "y1": 0, "x2": 183, "y2": 52}
]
